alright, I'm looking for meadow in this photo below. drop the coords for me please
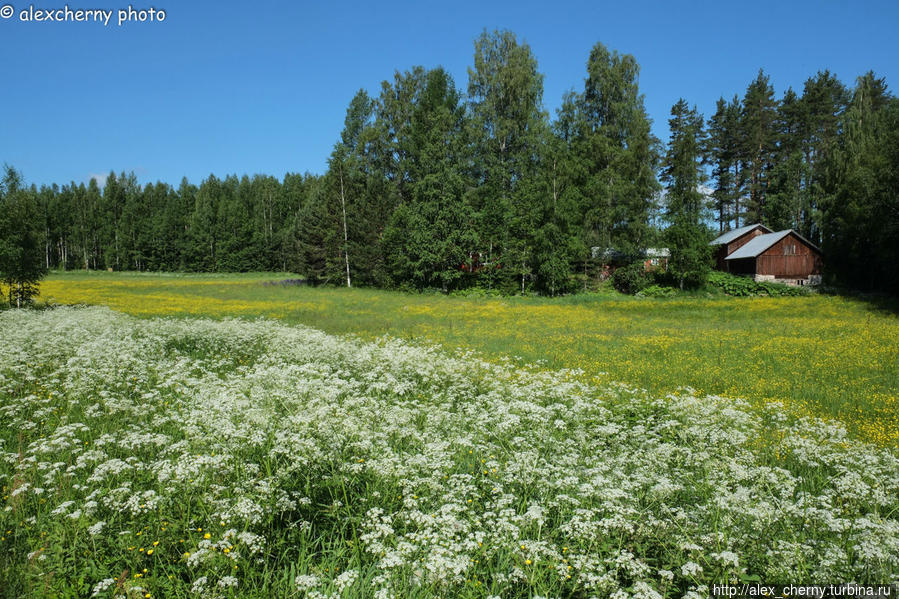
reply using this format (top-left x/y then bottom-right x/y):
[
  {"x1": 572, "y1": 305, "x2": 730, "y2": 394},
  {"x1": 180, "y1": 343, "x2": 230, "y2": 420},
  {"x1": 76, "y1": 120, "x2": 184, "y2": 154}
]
[
  {"x1": 37, "y1": 271, "x2": 899, "y2": 446},
  {"x1": 1, "y1": 306, "x2": 897, "y2": 598}
]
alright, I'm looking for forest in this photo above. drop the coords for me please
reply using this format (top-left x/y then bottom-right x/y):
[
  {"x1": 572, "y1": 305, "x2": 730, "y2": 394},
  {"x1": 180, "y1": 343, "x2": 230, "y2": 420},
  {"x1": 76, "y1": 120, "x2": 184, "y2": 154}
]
[{"x1": 2, "y1": 30, "x2": 898, "y2": 297}]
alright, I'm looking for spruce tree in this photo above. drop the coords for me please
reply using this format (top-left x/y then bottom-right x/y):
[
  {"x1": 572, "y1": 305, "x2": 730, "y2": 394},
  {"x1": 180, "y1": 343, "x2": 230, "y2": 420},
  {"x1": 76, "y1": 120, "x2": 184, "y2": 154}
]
[
  {"x1": 823, "y1": 73, "x2": 898, "y2": 293},
  {"x1": 661, "y1": 100, "x2": 711, "y2": 289}
]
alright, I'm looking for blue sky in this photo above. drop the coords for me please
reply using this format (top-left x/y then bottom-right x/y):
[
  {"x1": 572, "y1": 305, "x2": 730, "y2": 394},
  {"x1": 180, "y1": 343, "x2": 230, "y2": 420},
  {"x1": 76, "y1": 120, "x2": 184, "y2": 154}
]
[{"x1": 2, "y1": 0, "x2": 897, "y2": 187}]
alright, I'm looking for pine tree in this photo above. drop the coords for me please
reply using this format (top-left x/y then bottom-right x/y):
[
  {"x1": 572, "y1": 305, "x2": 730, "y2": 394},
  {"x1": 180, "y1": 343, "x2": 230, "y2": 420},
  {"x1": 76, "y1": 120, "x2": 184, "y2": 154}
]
[
  {"x1": 798, "y1": 71, "x2": 849, "y2": 242},
  {"x1": 741, "y1": 70, "x2": 779, "y2": 224},
  {"x1": 707, "y1": 96, "x2": 743, "y2": 230},
  {"x1": 766, "y1": 88, "x2": 807, "y2": 231}
]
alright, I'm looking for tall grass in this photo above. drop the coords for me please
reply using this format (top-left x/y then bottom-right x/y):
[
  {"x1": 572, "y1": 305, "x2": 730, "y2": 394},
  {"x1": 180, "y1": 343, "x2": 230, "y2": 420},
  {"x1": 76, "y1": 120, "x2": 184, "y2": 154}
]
[
  {"x1": 1, "y1": 308, "x2": 897, "y2": 597},
  {"x1": 38, "y1": 271, "x2": 899, "y2": 446}
]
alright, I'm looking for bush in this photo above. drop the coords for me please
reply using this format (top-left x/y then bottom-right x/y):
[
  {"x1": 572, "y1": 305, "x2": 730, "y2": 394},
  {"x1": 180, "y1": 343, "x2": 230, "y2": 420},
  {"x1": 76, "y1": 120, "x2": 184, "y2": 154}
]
[
  {"x1": 449, "y1": 286, "x2": 505, "y2": 298},
  {"x1": 707, "y1": 271, "x2": 808, "y2": 297},
  {"x1": 636, "y1": 284, "x2": 677, "y2": 298},
  {"x1": 612, "y1": 262, "x2": 651, "y2": 295}
]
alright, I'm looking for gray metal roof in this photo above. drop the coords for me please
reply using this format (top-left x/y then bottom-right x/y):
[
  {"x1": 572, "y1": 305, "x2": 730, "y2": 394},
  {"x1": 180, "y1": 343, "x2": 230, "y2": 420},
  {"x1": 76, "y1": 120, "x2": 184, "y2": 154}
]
[
  {"x1": 645, "y1": 247, "x2": 671, "y2": 258},
  {"x1": 709, "y1": 223, "x2": 772, "y2": 246},
  {"x1": 724, "y1": 230, "x2": 792, "y2": 260}
]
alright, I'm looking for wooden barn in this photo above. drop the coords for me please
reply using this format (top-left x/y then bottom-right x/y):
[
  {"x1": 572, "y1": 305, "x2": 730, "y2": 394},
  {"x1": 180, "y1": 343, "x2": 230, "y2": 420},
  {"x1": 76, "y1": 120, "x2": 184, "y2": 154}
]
[
  {"x1": 709, "y1": 223, "x2": 772, "y2": 271},
  {"x1": 710, "y1": 225, "x2": 823, "y2": 286}
]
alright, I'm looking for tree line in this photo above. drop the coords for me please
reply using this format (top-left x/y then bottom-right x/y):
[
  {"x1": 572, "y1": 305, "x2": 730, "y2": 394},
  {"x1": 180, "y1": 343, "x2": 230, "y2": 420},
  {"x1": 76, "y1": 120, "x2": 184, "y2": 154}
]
[{"x1": 2, "y1": 30, "x2": 897, "y2": 300}]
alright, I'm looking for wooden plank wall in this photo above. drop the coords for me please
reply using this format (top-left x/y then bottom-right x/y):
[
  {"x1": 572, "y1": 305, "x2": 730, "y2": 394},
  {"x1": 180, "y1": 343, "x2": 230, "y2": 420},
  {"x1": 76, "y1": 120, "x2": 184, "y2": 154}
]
[{"x1": 756, "y1": 234, "x2": 822, "y2": 277}]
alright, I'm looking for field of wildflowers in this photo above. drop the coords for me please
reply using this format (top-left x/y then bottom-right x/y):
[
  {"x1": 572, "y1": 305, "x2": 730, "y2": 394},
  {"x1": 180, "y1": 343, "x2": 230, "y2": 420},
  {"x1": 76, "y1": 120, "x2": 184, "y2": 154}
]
[
  {"x1": 39, "y1": 272, "x2": 899, "y2": 446},
  {"x1": 1, "y1": 307, "x2": 897, "y2": 597}
]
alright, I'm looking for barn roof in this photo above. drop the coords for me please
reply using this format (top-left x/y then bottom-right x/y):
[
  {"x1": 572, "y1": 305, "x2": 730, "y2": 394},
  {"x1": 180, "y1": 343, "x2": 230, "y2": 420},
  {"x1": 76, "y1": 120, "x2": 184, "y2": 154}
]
[
  {"x1": 645, "y1": 247, "x2": 671, "y2": 258},
  {"x1": 709, "y1": 223, "x2": 772, "y2": 246},
  {"x1": 722, "y1": 228, "x2": 828, "y2": 260},
  {"x1": 725, "y1": 231, "x2": 790, "y2": 259}
]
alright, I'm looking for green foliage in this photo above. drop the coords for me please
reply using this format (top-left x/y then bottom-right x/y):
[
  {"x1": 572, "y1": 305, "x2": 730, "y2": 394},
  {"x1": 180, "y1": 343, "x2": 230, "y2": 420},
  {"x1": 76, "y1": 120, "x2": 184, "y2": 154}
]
[
  {"x1": 0, "y1": 166, "x2": 47, "y2": 306},
  {"x1": 466, "y1": 29, "x2": 549, "y2": 293},
  {"x1": 822, "y1": 73, "x2": 899, "y2": 294},
  {"x1": 741, "y1": 70, "x2": 780, "y2": 224},
  {"x1": 707, "y1": 96, "x2": 743, "y2": 230},
  {"x1": 636, "y1": 284, "x2": 677, "y2": 297},
  {"x1": 611, "y1": 262, "x2": 650, "y2": 294},
  {"x1": 4, "y1": 38, "x2": 896, "y2": 296},
  {"x1": 662, "y1": 99, "x2": 712, "y2": 290},
  {"x1": 448, "y1": 286, "x2": 505, "y2": 298},
  {"x1": 381, "y1": 68, "x2": 475, "y2": 291},
  {"x1": 707, "y1": 271, "x2": 808, "y2": 297},
  {"x1": 574, "y1": 42, "x2": 661, "y2": 258}
]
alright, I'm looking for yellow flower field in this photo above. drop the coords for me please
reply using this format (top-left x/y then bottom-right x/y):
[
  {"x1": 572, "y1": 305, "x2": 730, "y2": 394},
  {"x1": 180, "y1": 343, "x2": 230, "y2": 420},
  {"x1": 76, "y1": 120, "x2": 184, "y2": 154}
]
[{"x1": 38, "y1": 271, "x2": 899, "y2": 446}]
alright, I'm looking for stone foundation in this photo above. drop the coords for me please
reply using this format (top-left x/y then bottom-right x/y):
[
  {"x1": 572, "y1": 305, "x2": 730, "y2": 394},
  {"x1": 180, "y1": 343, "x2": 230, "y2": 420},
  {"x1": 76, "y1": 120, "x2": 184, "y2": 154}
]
[{"x1": 754, "y1": 274, "x2": 821, "y2": 287}]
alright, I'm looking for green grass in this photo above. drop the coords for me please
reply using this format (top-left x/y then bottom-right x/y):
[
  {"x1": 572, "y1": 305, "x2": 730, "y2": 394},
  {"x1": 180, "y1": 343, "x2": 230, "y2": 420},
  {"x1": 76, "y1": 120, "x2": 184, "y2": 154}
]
[
  {"x1": 2, "y1": 307, "x2": 896, "y2": 596},
  {"x1": 38, "y1": 270, "x2": 899, "y2": 445}
]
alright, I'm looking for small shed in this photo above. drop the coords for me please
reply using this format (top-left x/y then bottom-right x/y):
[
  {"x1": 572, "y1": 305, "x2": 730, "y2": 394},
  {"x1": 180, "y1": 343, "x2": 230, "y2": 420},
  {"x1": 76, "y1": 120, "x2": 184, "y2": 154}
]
[
  {"x1": 643, "y1": 248, "x2": 670, "y2": 272},
  {"x1": 724, "y1": 229, "x2": 823, "y2": 285},
  {"x1": 709, "y1": 223, "x2": 772, "y2": 271}
]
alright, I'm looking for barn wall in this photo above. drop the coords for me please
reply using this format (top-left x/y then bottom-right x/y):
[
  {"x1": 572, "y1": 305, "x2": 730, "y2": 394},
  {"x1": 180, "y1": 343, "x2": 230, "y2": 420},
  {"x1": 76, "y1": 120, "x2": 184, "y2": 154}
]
[
  {"x1": 726, "y1": 228, "x2": 766, "y2": 256},
  {"x1": 715, "y1": 246, "x2": 729, "y2": 270},
  {"x1": 756, "y1": 234, "x2": 822, "y2": 277}
]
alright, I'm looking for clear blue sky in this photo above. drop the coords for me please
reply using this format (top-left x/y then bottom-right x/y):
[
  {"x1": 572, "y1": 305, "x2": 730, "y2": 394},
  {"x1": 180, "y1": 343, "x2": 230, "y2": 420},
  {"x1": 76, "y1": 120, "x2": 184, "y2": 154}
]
[{"x1": 2, "y1": 0, "x2": 897, "y2": 188}]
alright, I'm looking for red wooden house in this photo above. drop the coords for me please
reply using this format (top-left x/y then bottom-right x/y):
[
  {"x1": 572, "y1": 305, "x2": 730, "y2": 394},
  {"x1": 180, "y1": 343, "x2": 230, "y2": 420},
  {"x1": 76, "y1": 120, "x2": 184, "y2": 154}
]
[{"x1": 710, "y1": 225, "x2": 823, "y2": 286}]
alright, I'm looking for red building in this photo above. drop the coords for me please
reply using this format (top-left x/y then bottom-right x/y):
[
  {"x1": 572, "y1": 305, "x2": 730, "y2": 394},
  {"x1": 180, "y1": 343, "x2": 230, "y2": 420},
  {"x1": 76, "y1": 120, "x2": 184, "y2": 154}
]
[{"x1": 710, "y1": 224, "x2": 823, "y2": 286}]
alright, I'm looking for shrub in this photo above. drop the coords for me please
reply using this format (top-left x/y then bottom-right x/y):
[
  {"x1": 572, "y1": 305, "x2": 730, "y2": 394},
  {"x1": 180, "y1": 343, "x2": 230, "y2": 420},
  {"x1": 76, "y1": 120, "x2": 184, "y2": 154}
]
[
  {"x1": 449, "y1": 286, "x2": 504, "y2": 298},
  {"x1": 707, "y1": 271, "x2": 808, "y2": 297},
  {"x1": 637, "y1": 284, "x2": 677, "y2": 298},
  {"x1": 612, "y1": 262, "x2": 651, "y2": 295}
]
